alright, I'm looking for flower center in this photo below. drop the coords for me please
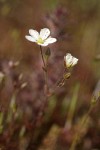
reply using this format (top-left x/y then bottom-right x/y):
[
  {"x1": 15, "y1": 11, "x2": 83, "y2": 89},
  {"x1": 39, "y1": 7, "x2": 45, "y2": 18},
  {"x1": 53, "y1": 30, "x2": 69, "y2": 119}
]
[{"x1": 37, "y1": 37, "x2": 44, "y2": 44}]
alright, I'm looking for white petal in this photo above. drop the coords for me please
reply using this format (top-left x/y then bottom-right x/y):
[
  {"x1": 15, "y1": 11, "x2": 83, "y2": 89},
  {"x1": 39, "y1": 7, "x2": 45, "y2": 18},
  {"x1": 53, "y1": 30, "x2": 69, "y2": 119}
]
[
  {"x1": 65, "y1": 53, "x2": 72, "y2": 60},
  {"x1": 29, "y1": 29, "x2": 39, "y2": 40},
  {"x1": 65, "y1": 53, "x2": 73, "y2": 64},
  {"x1": 45, "y1": 37, "x2": 57, "y2": 44},
  {"x1": 72, "y1": 58, "x2": 78, "y2": 65},
  {"x1": 40, "y1": 28, "x2": 50, "y2": 40},
  {"x1": 25, "y1": 35, "x2": 36, "y2": 42}
]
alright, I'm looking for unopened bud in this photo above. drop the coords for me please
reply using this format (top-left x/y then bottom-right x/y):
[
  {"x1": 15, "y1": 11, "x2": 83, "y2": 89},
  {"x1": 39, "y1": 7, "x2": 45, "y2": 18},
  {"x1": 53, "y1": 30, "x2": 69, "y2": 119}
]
[
  {"x1": 18, "y1": 73, "x2": 23, "y2": 81},
  {"x1": 9, "y1": 60, "x2": 20, "y2": 68},
  {"x1": 64, "y1": 53, "x2": 78, "y2": 68},
  {"x1": 21, "y1": 82, "x2": 27, "y2": 89},
  {"x1": 45, "y1": 48, "x2": 51, "y2": 58},
  {"x1": 63, "y1": 72, "x2": 71, "y2": 79}
]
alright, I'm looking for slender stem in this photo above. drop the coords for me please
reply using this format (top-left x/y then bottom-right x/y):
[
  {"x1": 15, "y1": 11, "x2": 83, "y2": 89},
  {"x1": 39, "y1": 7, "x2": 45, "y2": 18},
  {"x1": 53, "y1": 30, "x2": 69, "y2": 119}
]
[
  {"x1": 39, "y1": 46, "x2": 49, "y2": 104},
  {"x1": 45, "y1": 61, "x2": 48, "y2": 95},
  {"x1": 40, "y1": 46, "x2": 46, "y2": 68},
  {"x1": 69, "y1": 104, "x2": 93, "y2": 150},
  {"x1": 65, "y1": 84, "x2": 80, "y2": 129}
]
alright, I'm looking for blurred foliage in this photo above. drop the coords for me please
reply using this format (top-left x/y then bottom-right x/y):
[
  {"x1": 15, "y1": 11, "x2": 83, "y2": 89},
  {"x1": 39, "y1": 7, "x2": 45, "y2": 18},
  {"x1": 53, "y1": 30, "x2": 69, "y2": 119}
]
[{"x1": 0, "y1": 0, "x2": 100, "y2": 150}]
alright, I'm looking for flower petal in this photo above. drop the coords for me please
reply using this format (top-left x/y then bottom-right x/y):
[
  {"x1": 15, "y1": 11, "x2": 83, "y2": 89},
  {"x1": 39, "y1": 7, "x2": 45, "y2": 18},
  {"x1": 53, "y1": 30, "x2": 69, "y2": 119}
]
[
  {"x1": 72, "y1": 58, "x2": 78, "y2": 66},
  {"x1": 65, "y1": 53, "x2": 73, "y2": 64},
  {"x1": 45, "y1": 37, "x2": 57, "y2": 44},
  {"x1": 25, "y1": 35, "x2": 36, "y2": 42},
  {"x1": 40, "y1": 28, "x2": 50, "y2": 40},
  {"x1": 65, "y1": 53, "x2": 72, "y2": 60},
  {"x1": 29, "y1": 29, "x2": 39, "y2": 40}
]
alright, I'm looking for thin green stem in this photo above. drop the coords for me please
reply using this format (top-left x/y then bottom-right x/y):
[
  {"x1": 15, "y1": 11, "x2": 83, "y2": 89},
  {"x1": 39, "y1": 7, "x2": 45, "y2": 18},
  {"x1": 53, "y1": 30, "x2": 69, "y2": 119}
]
[
  {"x1": 69, "y1": 104, "x2": 93, "y2": 150},
  {"x1": 65, "y1": 83, "x2": 80, "y2": 129},
  {"x1": 39, "y1": 46, "x2": 49, "y2": 102}
]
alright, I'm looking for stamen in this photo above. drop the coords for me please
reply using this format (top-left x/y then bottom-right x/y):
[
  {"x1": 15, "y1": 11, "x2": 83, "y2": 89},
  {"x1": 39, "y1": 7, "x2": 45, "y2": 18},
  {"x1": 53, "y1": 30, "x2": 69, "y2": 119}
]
[{"x1": 37, "y1": 37, "x2": 44, "y2": 44}]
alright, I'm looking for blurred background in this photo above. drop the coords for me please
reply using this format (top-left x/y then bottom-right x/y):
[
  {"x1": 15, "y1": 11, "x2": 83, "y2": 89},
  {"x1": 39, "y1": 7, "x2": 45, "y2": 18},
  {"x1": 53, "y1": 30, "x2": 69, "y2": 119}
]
[{"x1": 0, "y1": 0, "x2": 100, "y2": 150}]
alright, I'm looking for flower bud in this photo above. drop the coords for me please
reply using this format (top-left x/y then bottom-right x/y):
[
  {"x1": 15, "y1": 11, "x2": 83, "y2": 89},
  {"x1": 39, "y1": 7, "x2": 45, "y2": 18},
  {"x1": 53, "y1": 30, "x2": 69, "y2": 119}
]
[{"x1": 64, "y1": 53, "x2": 78, "y2": 68}]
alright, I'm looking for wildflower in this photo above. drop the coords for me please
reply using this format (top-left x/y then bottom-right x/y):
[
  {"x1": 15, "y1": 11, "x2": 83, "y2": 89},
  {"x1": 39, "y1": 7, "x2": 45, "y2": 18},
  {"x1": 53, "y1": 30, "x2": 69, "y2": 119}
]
[
  {"x1": 25, "y1": 28, "x2": 57, "y2": 46},
  {"x1": 64, "y1": 53, "x2": 78, "y2": 68}
]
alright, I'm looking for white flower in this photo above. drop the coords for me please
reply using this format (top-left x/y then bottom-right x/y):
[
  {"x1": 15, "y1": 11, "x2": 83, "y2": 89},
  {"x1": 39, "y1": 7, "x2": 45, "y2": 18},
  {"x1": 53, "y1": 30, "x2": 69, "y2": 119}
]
[
  {"x1": 25, "y1": 28, "x2": 57, "y2": 46},
  {"x1": 64, "y1": 53, "x2": 78, "y2": 68}
]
